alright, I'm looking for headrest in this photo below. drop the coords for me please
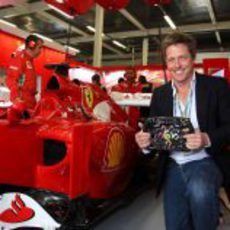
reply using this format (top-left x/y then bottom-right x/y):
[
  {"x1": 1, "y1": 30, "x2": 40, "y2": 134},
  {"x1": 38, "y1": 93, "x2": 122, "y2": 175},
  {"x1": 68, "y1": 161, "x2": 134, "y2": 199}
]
[{"x1": 45, "y1": 63, "x2": 70, "y2": 77}]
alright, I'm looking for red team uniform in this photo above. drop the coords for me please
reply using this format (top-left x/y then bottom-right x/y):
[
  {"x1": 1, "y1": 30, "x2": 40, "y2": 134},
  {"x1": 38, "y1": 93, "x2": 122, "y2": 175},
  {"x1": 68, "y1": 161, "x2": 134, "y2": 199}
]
[{"x1": 6, "y1": 49, "x2": 37, "y2": 109}]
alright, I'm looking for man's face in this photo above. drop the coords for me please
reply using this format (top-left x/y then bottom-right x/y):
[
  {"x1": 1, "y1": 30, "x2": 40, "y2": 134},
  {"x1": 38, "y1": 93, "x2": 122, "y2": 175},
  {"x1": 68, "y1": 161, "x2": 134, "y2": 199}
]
[
  {"x1": 125, "y1": 70, "x2": 135, "y2": 84},
  {"x1": 165, "y1": 43, "x2": 194, "y2": 84},
  {"x1": 31, "y1": 41, "x2": 43, "y2": 58}
]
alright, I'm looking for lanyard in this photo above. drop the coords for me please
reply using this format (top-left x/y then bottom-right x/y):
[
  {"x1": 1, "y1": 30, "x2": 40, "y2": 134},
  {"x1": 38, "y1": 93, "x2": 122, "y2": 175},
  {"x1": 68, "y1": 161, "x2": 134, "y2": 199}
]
[{"x1": 174, "y1": 87, "x2": 193, "y2": 118}]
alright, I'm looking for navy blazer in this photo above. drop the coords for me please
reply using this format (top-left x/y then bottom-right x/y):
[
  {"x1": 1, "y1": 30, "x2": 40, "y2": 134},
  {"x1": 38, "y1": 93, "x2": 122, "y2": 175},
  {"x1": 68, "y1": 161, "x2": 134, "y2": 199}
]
[{"x1": 149, "y1": 72, "x2": 230, "y2": 195}]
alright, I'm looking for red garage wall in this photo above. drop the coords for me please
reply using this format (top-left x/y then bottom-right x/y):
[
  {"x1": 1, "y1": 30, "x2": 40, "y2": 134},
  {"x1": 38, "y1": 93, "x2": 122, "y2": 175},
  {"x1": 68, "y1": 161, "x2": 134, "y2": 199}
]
[
  {"x1": 0, "y1": 32, "x2": 23, "y2": 68},
  {"x1": 203, "y1": 58, "x2": 230, "y2": 83},
  {"x1": 0, "y1": 31, "x2": 98, "y2": 87},
  {"x1": 0, "y1": 31, "x2": 66, "y2": 78}
]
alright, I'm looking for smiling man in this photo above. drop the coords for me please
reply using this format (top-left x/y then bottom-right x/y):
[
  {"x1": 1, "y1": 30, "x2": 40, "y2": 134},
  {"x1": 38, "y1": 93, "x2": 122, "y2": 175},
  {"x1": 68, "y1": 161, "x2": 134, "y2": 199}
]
[{"x1": 135, "y1": 32, "x2": 230, "y2": 230}]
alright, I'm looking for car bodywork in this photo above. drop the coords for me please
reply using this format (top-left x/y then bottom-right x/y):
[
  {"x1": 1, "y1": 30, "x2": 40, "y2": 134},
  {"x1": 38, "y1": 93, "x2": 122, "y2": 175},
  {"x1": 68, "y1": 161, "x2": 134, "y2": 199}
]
[{"x1": 0, "y1": 65, "x2": 138, "y2": 229}]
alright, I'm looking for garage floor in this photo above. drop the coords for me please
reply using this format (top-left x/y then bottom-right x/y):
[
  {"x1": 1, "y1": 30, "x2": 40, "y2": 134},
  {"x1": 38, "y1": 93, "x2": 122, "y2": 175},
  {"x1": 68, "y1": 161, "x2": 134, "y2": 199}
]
[{"x1": 95, "y1": 188, "x2": 230, "y2": 230}]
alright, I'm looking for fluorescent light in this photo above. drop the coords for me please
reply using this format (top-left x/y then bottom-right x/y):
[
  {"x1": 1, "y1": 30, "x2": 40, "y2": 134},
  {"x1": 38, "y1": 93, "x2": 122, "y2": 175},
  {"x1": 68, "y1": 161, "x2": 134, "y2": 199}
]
[
  {"x1": 3, "y1": 14, "x2": 17, "y2": 18},
  {"x1": 65, "y1": 45, "x2": 80, "y2": 55},
  {"x1": 86, "y1": 25, "x2": 96, "y2": 33},
  {"x1": 33, "y1": 33, "x2": 54, "y2": 43},
  {"x1": 112, "y1": 40, "x2": 127, "y2": 49},
  {"x1": 215, "y1": 31, "x2": 221, "y2": 44},
  {"x1": 0, "y1": 19, "x2": 17, "y2": 28},
  {"x1": 47, "y1": 4, "x2": 74, "y2": 19},
  {"x1": 86, "y1": 25, "x2": 105, "y2": 37},
  {"x1": 164, "y1": 15, "x2": 176, "y2": 30}
]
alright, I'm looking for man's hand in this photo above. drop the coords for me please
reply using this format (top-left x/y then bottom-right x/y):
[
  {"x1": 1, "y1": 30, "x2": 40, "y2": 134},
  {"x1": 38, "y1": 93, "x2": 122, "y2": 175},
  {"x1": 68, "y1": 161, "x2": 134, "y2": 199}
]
[
  {"x1": 184, "y1": 130, "x2": 211, "y2": 150},
  {"x1": 135, "y1": 130, "x2": 151, "y2": 149}
]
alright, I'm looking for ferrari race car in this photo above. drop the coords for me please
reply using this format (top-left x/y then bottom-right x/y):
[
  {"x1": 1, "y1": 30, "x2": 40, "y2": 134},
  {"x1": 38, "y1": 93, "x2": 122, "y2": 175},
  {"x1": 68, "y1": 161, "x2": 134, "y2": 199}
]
[{"x1": 0, "y1": 64, "x2": 139, "y2": 229}]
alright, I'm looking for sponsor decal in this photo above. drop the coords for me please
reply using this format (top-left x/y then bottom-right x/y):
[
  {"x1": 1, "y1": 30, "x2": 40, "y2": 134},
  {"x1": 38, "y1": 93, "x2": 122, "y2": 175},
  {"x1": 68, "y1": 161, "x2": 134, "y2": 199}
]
[
  {"x1": 9, "y1": 65, "x2": 19, "y2": 71},
  {"x1": 0, "y1": 193, "x2": 60, "y2": 229},
  {"x1": 103, "y1": 128, "x2": 125, "y2": 171},
  {"x1": 208, "y1": 68, "x2": 225, "y2": 78},
  {"x1": 0, "y1": 194, "x2": 34, "y2": 223},
  {"x1": 26, "y1": 60, "x2": 33, "y2": 69}
]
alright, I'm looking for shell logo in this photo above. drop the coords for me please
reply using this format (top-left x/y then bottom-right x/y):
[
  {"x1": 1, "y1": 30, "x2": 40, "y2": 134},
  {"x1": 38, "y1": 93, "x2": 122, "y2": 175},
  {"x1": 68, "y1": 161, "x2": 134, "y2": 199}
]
[
  {"x1": 104, "y1": 129, "x2": 125, "y2": 171},
  {"x1": 83, "y1": 87, "x2": 94, "y2": 109}
]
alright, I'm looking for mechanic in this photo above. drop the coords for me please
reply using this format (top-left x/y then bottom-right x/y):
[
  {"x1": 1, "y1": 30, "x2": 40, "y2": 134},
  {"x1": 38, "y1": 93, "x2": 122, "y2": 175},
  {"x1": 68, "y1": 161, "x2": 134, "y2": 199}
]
[
  {"x1": 6, "y1": 34, "x2": 43, "y2": 109},
  {"x1": 91, "y1": 73, "x2": 107, "y2": 92},
  {"x1": 111, "y1": 77, "x2": 127, "y2": 92}
]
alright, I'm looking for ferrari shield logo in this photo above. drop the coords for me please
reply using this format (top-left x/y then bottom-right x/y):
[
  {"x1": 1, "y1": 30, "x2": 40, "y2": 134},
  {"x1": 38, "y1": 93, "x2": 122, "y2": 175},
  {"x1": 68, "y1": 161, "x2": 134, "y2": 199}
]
[{"x1": 83, "y1": 87, "x2": 94, "y2": 109}]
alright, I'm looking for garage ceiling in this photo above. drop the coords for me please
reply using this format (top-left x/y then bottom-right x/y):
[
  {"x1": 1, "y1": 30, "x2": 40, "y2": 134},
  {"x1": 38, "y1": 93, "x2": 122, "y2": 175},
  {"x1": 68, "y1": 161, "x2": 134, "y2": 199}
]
[{"x1": 1, "y1": 0, "x2": 230, "y2": 66}]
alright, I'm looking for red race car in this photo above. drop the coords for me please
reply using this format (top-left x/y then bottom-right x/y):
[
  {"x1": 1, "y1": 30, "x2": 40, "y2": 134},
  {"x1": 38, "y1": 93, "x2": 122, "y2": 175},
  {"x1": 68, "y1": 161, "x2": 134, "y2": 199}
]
[{"x1": 0, "y1": 64, "x2": 139, "y2": 229}]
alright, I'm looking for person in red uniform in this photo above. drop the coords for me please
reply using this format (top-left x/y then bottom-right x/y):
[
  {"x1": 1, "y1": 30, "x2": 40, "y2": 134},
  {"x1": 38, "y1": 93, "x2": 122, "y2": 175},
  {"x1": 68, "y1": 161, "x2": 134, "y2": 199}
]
[
  {"x1": 91, "y1": 73, "x2": 107, "y2": 92},
  {"x1": 6, "y1": 34, "x2": 43, "y2": 109},
  {"x1": 136, "y1": 75, "x2": 152, "y2": 93},
  {"x1": 111, "y1": 77, "x2": 127, "y2": 92},
  {"x1": 123, "y1": 69, "x2": 140, "y2": 129},
  {"x1": 124, "y1": 69, "x2": 139, "y2": 93}
]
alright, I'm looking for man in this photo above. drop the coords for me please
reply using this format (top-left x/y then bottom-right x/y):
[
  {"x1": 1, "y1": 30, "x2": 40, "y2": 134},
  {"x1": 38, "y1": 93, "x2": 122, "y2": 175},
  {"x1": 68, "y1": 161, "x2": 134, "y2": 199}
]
[
  {"x1": 91, "y1": 73, "x2": 107, "y2": 92},
  {"x1": 136, "y1": 75, "x2": 153, "y2": 119},
  {"x1": 124, "y1": 69, "x2": 138, "y2": 93},
  {"x1": 135, "y1": 32, "x2": 230, "y2": 230},
  {"x1": 6, "y1": 34, "x2": 43, "y2": 109},
  {"x1": 111, "y1": 77, "x2": 127, "y2": 92},
  {"x1": 136, "y1": 75, "x2": 152, "y2": 93}
]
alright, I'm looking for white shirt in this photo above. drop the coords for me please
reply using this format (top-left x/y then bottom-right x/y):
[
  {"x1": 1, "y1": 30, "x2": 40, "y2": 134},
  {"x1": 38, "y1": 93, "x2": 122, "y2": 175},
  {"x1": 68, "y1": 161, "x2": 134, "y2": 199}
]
[{"x1": 170, "y1": 72, "x2": 209, "y2": 164}]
